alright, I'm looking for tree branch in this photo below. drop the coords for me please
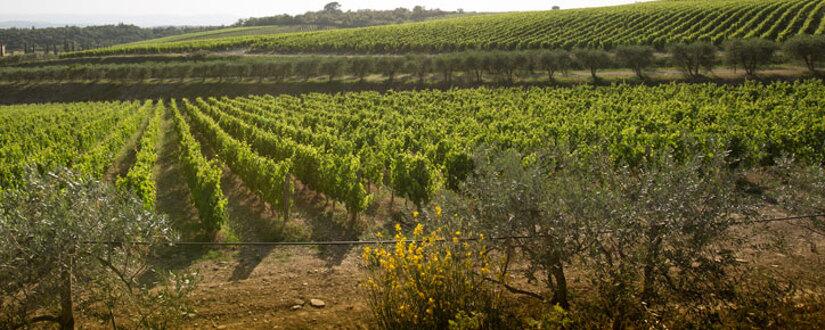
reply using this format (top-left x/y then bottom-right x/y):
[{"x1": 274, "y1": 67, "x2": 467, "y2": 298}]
[
  {"x1": 482, "y1": 275, "x2": 546, "y2": 301},
  {"x1": 10, "y1": 314, "x2": 60, "y2": 330}
]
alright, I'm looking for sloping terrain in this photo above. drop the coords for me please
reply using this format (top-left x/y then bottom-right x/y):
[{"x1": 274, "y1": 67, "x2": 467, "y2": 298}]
[{"x1": 68, "y1": 0, "x2": 825, "y2": 57}]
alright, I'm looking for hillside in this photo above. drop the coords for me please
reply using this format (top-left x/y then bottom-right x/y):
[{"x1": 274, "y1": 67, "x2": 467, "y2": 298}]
[
  {"x1": 125, "y1": 25, "x2": 325, "y2": 45},
  {"x1": 67, "y1": 0, "x2": 825, "y2": 57}
]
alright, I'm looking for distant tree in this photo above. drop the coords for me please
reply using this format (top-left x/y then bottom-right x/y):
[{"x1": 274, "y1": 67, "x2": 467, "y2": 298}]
[
  {"x1": 324, "y1": 2, "x2": 342, "y2": 13},
  {"x1": 514, "y1": 51, "x2": 535, "y2": 79},
  {"x1": 462, "y1": 52, "x2": 484, "y2": 83},
  {"x1": 251, "y1": 62, "x2": 270, "y2": 82},
  {"x1": 349, "y1": 57, "x2": 373, "y2": 83},
  {"x1": 434, "y1": 55, "x2": 461, "y2": 84},
  {"x1": 573, "y1": 48, "x2": 612, "y2": 80},
  {"x1": 176, "y1": 64, "x2": 194, "y2": 82},
  {"x1": 669, "y1": 42, "x2": 717, "y2": 79},
  {"x1": 320, "y1": 58, "x2": 343, "y2": 82},
  {"x1": 272, "y1": 62, "x2": 292, "y2": 82},
  {"x1": 491, "y1": 52, "x2": 518, "y2": 83},
  {"x1": 377, "y1": 57, "x2": 406, "y2": 83},
  {"x1": 725, "y1": 38, "x2": 777, "y2": 76},
  {"x1": 236, "y1": 4, "x2": 457, "y2": 28},
  {"x1": 409, "y1": 56, "x2": 433, "y2": 85},
  {"x1": 480, "y1": 53, "x2": 498, "y2": 79},
  {"x1": 614, "y1": 45, "x2": 655, "y2": 79},
  {"x1": 0, "y1": 24, "x2": 212, "y2": 52},
  {"x1": 782, "y1": 35, "x2": 825, "y2": 74},
  {"x1": 538, "y1": 49, "x2": 571, "y2": 81},
  {"x1": 294, "y1": 59, "x2": 319, "y2": 82},
  {"x1": 552, "y1": 6, "x2": 561, "y2": 10}
]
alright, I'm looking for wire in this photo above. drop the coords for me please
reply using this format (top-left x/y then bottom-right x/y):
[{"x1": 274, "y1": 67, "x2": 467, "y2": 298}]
[{"x1": 82, "y1": 213, "x2": 824, "y2": 248}]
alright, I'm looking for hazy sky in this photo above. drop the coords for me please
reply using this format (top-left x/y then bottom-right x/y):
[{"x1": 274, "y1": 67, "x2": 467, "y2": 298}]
[{"x1": 1, "y1": 0, "x2": 652, "y2": 26}]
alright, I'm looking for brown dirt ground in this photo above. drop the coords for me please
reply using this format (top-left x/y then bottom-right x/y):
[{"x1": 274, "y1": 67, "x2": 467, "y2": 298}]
[{"x1": 183, "y1": 246, "x2": 369, "y2": 330}]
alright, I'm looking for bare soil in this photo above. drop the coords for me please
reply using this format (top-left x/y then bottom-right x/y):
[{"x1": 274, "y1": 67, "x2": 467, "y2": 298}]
[{"x1": 183, "y1": 246, "x2": 369, "y2": 330}]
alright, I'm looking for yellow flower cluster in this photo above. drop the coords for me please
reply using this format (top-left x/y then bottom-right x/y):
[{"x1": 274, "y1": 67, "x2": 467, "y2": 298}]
[{"x1": 361, "y1": 207, "x2": 492, "y2": 328}]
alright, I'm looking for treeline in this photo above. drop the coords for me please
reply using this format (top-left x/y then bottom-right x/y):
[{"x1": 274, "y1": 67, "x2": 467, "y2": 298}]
[
  {"x1": 234, "y1": 2, "x2": 462, "y2": 28},
  {"x1": 3, "y1": 36, "x2": 823, "y2": 83},
  {"x1": 0, "y1": 24, "x2": 215, "y2": 53}
]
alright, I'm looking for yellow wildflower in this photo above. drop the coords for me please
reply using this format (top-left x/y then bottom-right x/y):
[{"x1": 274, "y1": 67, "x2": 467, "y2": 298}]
[{"x1": 413, "y1": 223, "x2": 424, "y2": 237}]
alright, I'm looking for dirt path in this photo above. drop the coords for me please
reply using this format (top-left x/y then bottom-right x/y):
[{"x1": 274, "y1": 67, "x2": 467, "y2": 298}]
[
  {"x1": 184, "y1": 247, "x2": 369, "y2": 329},
  {"x1": 103, "y1": 103, "x2": 154, "y2": 182}
]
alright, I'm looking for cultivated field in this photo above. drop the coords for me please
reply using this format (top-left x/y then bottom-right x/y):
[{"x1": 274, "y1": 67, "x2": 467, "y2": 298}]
[
  {"x1": 2, "y1": 0, "x2": 825, "y2": 329},
  {"x1": 65, "y1": 0, "x2": 825, "y2": 56}
]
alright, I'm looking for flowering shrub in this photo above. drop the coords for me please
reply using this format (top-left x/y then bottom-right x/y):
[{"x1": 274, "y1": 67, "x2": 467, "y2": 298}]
[{"x1": 361, "y1": 212, "x2": 508, "y2": 329}]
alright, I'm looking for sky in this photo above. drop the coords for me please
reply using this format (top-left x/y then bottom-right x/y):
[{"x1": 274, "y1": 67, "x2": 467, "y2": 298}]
[{"x1": 0, "y1": 0, "x2": 652, "y2": 26}]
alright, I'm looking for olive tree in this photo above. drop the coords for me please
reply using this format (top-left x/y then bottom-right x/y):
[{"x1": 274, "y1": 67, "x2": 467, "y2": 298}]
[
  {"x1": 439, "y1": 148, "x2": 616, "y2": 309},
  {"x1": 439, "y1": 146, "x2": 755, "y2": 326},
  {"x1": 376, "y1": 57, "x2": 406, "y2": 84},
  {"x1": 349, "y1": 57, "x2": 373, "y2": 83},
  {"x1": 782, "y1": 34, "x2": 825, "y2": 74},
  {"x1": 0, "y1": 169, "x2": 193, "y2": 329},
  {"x1": 293, "y1": 58, "x2": 319, "y2": 82},
  {"x1": 725, "y1": 38, "x2": 777, "y2": 76},
  {"x1": 537, "y1": 49, "x2": 571, "y2": 81},
  {"x1": 408, "y1": 55, "x2": 432, "y2": 85},
  {"x1": 462, "y1": 52, "x2": 484, "y2": 83},
  {"x1": 669, "y1": 42, "x2": 717, "y2": 79},
  {"x1": 320, "y1": 58, "x2": 343, "y2": 82},
  {"x1": 573, "y1": 48, "x2": 612, "y2": 80},
  {"x1": 584, "y1": 152, "x2": 752, "y2": 327},
  {"x1": 614, "y1": 45, "x2": 655, "y2": 79},
  {"x1": 433, "y1": 55, "x2": 460, "y2": 84}
]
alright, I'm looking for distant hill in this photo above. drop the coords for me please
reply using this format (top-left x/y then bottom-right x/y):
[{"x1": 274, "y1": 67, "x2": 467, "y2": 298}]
[{"x1": 67, "y1": 0, "x2": 825, "y2": 57}]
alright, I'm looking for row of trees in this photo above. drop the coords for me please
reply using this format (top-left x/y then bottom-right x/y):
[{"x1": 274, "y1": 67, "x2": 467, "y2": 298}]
[
  {"x1": 0, "y1": 24, "x2": 214, "y2": 53},
  {"x1": 234, "y1": 3, "x2": 461, "y2": 28},
  {"x1": 386, "y1": 147, "x2": 825, "y2": 328},
  {"x1": 2, "y1": 36, "x2": 823, "y2": 83}
]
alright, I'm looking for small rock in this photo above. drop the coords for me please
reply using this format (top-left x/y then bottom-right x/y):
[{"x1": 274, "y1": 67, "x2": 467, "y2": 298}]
[
  {"x1": 309, "y1": 299, "x2": 326, "y2": 308},
  {"x1": 302, "y1": 282, "x2": 308, "y2": 286},
  {"x1": 187, "y1": 313, "x2": 197, "y2": 319},
  {"x1": 291, "y1": 305, "x2": 303, "y2": 311},
  {"x1": 215, "y1": 326, "x2": 227, "y2": 330},
  {"x1": 292, "y1": 298, "x2": 305, "y2": 306}
]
